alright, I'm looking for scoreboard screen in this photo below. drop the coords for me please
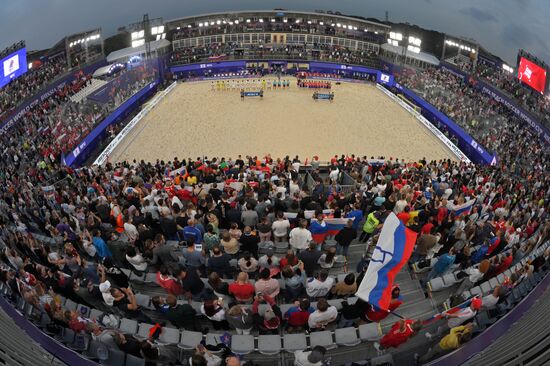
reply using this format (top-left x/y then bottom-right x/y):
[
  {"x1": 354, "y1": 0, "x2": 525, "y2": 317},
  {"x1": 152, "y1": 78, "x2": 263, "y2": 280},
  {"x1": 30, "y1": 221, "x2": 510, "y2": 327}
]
[{"x1": 0, "y1": 47, "x2": 28, "y2": 89}]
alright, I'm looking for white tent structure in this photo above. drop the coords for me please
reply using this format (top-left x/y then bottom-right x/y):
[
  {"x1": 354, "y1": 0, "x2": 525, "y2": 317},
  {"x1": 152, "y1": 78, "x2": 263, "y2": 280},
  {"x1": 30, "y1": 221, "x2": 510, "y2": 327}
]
[
  {"x1": 106, "y1": 39, "x2": 171, "y2": 63},
  {"x1": 381, "y1": 43, "x2": 440, "y2": 69}
]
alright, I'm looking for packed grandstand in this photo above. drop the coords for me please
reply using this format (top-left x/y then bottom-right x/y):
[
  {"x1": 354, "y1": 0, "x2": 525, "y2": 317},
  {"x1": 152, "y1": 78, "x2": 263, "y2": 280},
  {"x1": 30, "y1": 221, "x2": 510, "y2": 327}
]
[{"x1": 0, "y1": 9, "x2": 548, "y2": 366}]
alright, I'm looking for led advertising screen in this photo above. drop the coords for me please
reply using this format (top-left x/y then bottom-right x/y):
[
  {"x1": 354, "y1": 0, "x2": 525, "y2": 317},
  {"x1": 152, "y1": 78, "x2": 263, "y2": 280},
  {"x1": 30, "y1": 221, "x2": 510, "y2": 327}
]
[
  {"x1": 517, "y1": 57, "x2": 547, "y2": 94},
  {"x1": 0, "y1": 47, "x2": 28, "y2": 89}
]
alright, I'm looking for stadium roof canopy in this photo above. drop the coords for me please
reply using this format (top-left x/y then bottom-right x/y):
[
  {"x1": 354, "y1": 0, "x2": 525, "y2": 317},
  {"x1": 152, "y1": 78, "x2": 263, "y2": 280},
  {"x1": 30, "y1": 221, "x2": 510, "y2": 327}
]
[
  {"x1": 381, "y1": 43, "x2": 440, "y2": 66},
  {"x1": 106, "y1": 39, "x2": 170, "y2": 63},
  {"x1": 165, "y1": 10, "x2": 390, "y2": 33}
]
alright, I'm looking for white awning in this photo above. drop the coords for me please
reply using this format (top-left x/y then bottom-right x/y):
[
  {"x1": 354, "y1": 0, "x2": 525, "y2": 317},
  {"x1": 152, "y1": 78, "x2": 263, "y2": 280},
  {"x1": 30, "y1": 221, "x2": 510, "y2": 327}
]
[
  {"x1": 106, "y1": 39, "x2": 171, "y2": 63},
  {"x1": 92, "y1": 65, "x2": 113, "y2": 78},
  {"x1": 381, "y1": 43, "x2": 440, "y2": 66}
]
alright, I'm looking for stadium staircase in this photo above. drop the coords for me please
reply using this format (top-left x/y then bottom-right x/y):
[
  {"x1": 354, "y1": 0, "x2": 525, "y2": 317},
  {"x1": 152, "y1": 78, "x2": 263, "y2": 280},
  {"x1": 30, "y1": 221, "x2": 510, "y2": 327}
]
[{"x1": 70, "y1": 78, "x2": 108, "y2": 103}]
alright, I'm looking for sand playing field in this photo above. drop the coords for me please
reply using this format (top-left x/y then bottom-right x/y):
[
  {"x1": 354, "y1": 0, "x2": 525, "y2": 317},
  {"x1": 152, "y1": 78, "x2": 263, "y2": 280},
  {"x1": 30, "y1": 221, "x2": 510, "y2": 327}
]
[{"x1": 110, "y1": 78, "x2": 455, "y2": 164}]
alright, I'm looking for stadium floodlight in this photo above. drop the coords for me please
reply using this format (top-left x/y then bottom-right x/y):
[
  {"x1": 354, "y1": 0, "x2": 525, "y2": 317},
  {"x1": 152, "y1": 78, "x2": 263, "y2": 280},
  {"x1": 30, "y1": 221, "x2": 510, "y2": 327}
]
[
  {"x1": 176, "y1": 26, "x2": 181, "y2": 30},
  {"x1": 234, "y1": 20, "x2": 239, "y2": 24},
  {"x1": 336, "y1": 23, "x2": 341, "y2": 27},
  {"x1": 246, "y1": 19, "x2": 251, "y2": 23},
  {"x1": 331, "y1": 23, "x2": 335, "y2": 26},
  {"x1": 229, "y1": 21, "x2": 234, "y2": 25},
  {"x1": 271, "y1": 18, "x2": 275, "y2": 22},
  {"x1": 343, "y1": 25, "x2": 347, "y2": 29},
  {"x1": 319, "y1": 21, "x2": 324, "y2": 25},
  {"x1": 259, "y1": 18, "x2": 264, "y2": 23},
  {"x1": 198, "y1": 22, "x2": 203, "y2": 27},
  {"x1": 216, "y1": 20, "x2": 221, "y2": 25},
  {"x1": 409, "y1": 36, "x2": 422, "y2": 47},
  {"x1": 375, "y1": 31, "x2": 378, "y2": 34},
  {"x1": 307, "y1": 20, "x2": 312, "y2": 24},
  {"x1": 283, "y1": 18, "x2": 288, "y2": 23},
  {"x1": 28, "y1": 62, "x2": 32, "y2": 69},
  {"x1": 407, "y1": 45, "x2": 420, "y2": 53},
  {"x1": 131, "y1": 39, "x2": 145, "y2": 48},
  {"x1": 295, "y1": 19, "x2": 300, "y2": 23},
  {"x1": 389, "y1": 32, "x2": 403, "y2": 41},
  {"x1": 353, "y1": 26, "x2": 358, "y2": 30},
  {"x1": 502, "y1": 64, "x2": 514, "y2": 73},
  {"x1": 209, "y1": 21, "x2": 214, "y2": 26}
]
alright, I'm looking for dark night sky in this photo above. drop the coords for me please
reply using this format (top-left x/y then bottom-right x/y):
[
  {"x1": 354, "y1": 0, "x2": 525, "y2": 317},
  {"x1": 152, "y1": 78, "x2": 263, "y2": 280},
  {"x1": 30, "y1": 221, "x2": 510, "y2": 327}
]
[{"x1": 1, "y1": 0, "x2": 549, "y2": 65}]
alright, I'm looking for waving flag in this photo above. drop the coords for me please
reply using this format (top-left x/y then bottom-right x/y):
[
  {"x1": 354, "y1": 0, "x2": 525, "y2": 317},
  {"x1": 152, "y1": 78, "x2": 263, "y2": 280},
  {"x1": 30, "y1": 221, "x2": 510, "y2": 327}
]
[
  {"x1": 356, "y1": 213, "x2": 417, "y2": 311},
  {"x1": 422, "y1": 297, "x2": 480, "y2": 325},
  {"x1": 451, "y1": 199, "x2": 475, "y2": 216},
  {"x1": 325, "y1": 217, "x2": 354, "y2": 235}
]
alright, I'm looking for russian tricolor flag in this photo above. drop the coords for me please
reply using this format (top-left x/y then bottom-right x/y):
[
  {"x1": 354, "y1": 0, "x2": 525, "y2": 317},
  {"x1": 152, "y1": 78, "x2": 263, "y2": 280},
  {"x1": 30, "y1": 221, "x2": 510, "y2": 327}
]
[
  {"x1": 451, "y1": 199, "x2": 475, "y2": 216},
  {"x1": 325, "y1": 217, "x2": 354, "y2": 236},
  {"x1": 355, "y1": 213, "x2": 417, "y2": 311}
]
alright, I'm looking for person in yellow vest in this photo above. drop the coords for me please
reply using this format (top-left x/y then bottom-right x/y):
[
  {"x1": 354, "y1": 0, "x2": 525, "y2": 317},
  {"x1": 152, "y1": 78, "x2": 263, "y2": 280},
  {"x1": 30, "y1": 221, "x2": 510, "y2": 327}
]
[
  {"x1": 360, "y1": 207, "x2": 386, "y2": 243},
  {"x1": 417, "y1": 323, "x2": 474, "y2": 363},
  {"x1": 262, "y1": 79, "x2": 267, "y2": 90}
]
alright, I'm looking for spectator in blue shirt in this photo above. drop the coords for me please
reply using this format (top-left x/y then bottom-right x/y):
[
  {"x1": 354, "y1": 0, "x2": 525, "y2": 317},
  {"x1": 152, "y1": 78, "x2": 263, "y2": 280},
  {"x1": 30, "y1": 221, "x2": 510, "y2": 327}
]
[
  {"x1": 182, "y1": 219, "x2": 203, "y2": 244},
  {"x1": 345, "y1": 203, "x2": 364, "y2": 230},
  {"x1": 92, "y1": 230, "x2": 112, "y2": 259},
  {"x1": 425, "y1": 248, "x2": 456, "y2": 284}
]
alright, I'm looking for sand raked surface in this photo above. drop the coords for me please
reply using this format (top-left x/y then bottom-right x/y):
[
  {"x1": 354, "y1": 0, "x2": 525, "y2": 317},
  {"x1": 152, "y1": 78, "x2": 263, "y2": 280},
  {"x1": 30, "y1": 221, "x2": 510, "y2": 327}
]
[{"x1": 110, "y1": 77, "x2": 456, "y2": 164}]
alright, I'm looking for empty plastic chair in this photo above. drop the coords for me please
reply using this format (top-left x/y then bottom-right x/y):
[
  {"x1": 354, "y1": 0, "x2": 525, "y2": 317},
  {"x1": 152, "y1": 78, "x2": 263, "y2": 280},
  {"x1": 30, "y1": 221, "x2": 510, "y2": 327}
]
[
  {"x1": 125, "y1": 354, "x2": 145, "y2": 366},
  {"x1": 118, "y1": 318, "x2": 138, "y2": 335},
  {"x1": 61, "y1": 328, "x2": 76, "y2": 345},
  {"x1": 70, "y1": 333, "x2": 91, "y2": 351},
  {"x1": 258, "y1": 335, "x2": 281, "y2": 355},
  {"x1": 309, "y1": 330, "x2": 336, "y2": 350},
  {"x1": 231, "y1": 334, "x2": 255, "y2": 355},
  {"x1": 178, "y1": 330, "x2": 203, "y2": 350},
  {"x1": 371, "y1": 353, "x2": 394, "y2": 366},
  {"x1": 136, "y1": 323, "x2": 154, "y2": 340},
  {"x1": 480, "y1": 281, "x2": 493, "y2": 295},
  {"x1": 90, "y1": 309, "x2": 105, "y2": 322},
  {"x1": 83, "y1": 339, "x2": 108, "y2": 360},
  {"x1": 428, "y1": 277, "x2": 445, "y2": 292},
  {"x1": 100, "y1": 348, "x2": 126, "y2": 366},
  {"x1": 470, "y1": 286, "x2": 483, "y2": 298},
  {"x1": 64, "y1": 299, "x2": 78, "y2": 311},
  {"x1": 283, "y1": 333, "x2": 307, "y2": 352},
  {"x1": 442, "y1": 273, "x2": 458, "y2": 287},
  {"x1": 358, "y1": 323, "x2": 381, "y2": 341},
  {"x1": 335, "y1": 327, "x2": 361, "y2": 346},
  {"x1": 158, "y1": 327, "x2": 180, "y2": 345},
  {"x1": 134, "y1": 294, "x2": 152, "y2": 310}
]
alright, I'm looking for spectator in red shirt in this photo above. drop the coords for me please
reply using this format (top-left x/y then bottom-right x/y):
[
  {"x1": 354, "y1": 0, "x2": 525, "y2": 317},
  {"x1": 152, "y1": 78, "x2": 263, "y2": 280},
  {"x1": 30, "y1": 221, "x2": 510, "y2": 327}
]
[
  {"x1": 156, "y1": 266, "x2": 183, "y2": 296},
  {"x1": 375, "y1": 319, "x2": 423, "y2": 350},
  {"x1": 229, "y1": 272, "x2": 255, "y2": 303},
  {"x1": 284, "y1": 298, "x2": 315, "y2": 333},
  {"x1": 397, "y1": 206, "x2": 411, "y2": 225},
  {"x1": 421, "y1": 218, "x2": 435, "y2": 235},
  {"x1": 366, "y1": 285, "x2": 403, "y2": 322}
]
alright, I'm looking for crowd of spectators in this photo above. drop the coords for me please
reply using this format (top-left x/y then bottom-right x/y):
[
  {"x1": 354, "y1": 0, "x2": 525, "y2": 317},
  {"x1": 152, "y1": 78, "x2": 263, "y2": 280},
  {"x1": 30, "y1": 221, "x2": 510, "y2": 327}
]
[
  {"x1": 397, "y1": 67, "x2": 549, "y2": 176},
  {"x1": 474, "y1": 62, "x2": 550, "y2": 126},
  {"x1": 0, "y1": 142, "x2": 548, "y2": 364},
  {"x1": 169, "y1": 42, "x2": 380, "y2": 69},
  {"x1": 0, "y1": 55, "x2": 68, "y2": 119},
  {"x1": 0, "y1": 48, "x2": 548, "y2": 365},
  {"x1": 0, "y1": 62, "x2": 158, "y2": 192}
]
